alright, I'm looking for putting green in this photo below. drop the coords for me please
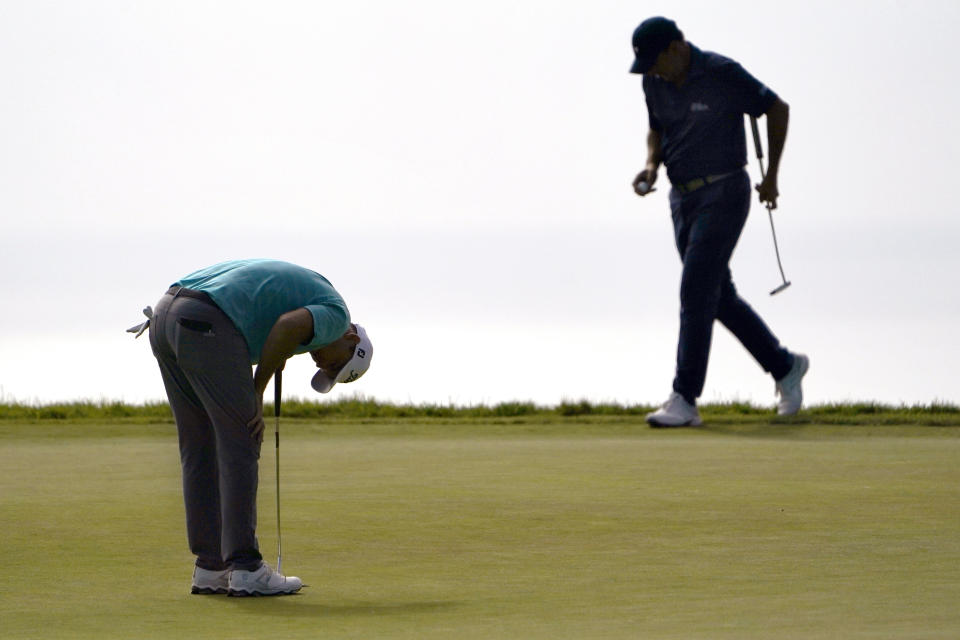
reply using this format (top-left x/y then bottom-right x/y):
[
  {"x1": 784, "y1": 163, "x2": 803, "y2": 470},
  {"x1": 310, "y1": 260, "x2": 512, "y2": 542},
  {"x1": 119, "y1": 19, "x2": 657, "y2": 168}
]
[{"x1": 1, "y1": 419, "x2": 958, "y2": 639}]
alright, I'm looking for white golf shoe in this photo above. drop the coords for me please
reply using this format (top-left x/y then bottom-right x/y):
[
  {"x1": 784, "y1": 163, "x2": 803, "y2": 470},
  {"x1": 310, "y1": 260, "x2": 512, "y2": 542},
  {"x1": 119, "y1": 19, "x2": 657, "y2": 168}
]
[
  {"x1": 228, "y1": 563, "x2": 302, "y2": 597},
  {"x1": 191, "y1": 567, "x2": 229, "y2": 595},
  {"x1": 646, "y1": 392, "x2": 702, "y2": 427},
  {"x1": 776, "y1": 353, "x2": 809, "y2": 416}
]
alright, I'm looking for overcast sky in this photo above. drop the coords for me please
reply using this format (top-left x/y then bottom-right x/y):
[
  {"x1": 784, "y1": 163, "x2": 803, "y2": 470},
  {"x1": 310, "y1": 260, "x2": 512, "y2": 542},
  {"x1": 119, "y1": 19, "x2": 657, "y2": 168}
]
[{"x1": 1, "y1": 0, "x2": 958, "y2": 407}]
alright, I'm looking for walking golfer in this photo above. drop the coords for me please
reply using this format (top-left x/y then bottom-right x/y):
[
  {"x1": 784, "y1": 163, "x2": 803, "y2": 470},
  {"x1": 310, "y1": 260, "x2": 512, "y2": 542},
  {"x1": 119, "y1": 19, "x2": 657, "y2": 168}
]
[
  {"x1": 142, "y1": 259, "x2": 372, "y2": 595},
  {"x1": 629, "y1": 17, "x2": 808, "y2": 426}
]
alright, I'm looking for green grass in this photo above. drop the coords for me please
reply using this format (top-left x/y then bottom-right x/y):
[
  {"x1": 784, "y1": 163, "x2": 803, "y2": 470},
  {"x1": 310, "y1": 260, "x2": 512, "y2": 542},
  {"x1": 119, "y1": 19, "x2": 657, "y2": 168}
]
[
  {"x1": 1, "y1": 417, "x2": 958, "y2": 639},
  {"x1": 1, "y1": 398, "x2": 959, "y2": 424}
]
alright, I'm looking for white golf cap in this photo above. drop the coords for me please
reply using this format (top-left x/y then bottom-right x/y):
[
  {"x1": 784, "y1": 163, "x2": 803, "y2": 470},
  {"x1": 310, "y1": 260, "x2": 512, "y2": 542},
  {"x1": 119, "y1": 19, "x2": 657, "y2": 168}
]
[{"x1": 310, "y1": 324, "x2": 373, "y2": 393}]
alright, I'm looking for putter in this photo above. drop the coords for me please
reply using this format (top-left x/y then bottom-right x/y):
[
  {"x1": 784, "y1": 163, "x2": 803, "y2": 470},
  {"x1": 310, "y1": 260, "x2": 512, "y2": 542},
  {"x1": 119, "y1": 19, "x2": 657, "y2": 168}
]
[
  {"x1": 749, "y1": 115, "x2": 792, "y2": 295},
  {"x1": 274, "y1": 369, "x2": 283, "y2": 573}
]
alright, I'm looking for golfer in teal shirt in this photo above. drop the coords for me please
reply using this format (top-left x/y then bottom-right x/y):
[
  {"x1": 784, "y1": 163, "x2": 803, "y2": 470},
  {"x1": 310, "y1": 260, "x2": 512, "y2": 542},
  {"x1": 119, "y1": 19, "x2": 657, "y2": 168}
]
[
  {"x1": 177, "y1": 258, "x2": 352, "y2": 364},
  {"x1": 148, "y1": 259, "x2": 372, "y2": 596}
]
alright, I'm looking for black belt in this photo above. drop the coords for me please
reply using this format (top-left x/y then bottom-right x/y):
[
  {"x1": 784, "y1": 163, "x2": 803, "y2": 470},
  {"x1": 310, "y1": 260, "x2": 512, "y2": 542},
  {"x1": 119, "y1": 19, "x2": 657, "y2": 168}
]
[
  {"x1": 166, "y1": 286, "x2": 217, "y2": 306},
  {"x1": 674, "y1": 170, "x2": 739, "y2": 195}
]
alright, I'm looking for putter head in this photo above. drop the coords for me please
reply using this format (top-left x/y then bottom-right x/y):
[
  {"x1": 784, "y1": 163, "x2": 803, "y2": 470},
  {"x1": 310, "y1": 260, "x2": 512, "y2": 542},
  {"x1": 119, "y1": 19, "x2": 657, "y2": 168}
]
[{"x1": 769, "y1": 281, "x2": 792, "y2": 296}]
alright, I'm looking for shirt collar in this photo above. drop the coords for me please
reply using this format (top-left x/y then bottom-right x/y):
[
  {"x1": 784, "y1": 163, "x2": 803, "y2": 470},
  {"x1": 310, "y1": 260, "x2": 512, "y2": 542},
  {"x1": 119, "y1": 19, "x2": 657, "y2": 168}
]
[{"x1": 686, "y1": 44, "x2": 705, "y2": 80}]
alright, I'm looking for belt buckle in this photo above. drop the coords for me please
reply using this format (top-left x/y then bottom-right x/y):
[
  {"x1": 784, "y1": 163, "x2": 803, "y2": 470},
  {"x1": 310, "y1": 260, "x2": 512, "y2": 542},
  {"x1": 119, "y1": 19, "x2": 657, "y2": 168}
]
[{"x1": 683, "y1": 177, "x2": 705, "y2": 193}]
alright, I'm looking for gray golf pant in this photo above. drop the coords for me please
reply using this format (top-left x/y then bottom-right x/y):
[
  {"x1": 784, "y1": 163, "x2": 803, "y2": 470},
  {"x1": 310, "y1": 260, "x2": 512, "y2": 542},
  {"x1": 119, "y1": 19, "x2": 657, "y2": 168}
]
[{"x1": 149, "y1": 289, "x2": 263, "y2": 572}]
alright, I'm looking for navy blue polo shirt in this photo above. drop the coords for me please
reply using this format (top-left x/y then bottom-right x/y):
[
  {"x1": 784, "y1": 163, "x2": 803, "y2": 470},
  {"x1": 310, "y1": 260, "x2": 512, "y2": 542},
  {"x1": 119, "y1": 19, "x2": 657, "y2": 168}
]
[{"x1": 643, "y1": 44, "x2": 778, "y2": 185}]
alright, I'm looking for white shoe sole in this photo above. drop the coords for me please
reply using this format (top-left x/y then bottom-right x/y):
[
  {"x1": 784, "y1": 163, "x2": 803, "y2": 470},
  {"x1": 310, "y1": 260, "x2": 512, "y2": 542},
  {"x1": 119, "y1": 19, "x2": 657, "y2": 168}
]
[
  {"x1": 228, "y1": 588, "x2": 301, "y2": 597},
  {"x1": 646, "y1": 414, "x2": 702, "y2": 428}
]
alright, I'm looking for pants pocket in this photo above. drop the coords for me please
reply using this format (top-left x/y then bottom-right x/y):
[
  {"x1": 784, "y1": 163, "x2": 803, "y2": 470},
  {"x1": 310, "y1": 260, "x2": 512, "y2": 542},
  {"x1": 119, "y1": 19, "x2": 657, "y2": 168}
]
[
  {"x1": 178, "y1": 317, "x2": 214, "y2": 334},
  {"x1": 174, "y1": 317, "x2": 220, "y2": 371}
]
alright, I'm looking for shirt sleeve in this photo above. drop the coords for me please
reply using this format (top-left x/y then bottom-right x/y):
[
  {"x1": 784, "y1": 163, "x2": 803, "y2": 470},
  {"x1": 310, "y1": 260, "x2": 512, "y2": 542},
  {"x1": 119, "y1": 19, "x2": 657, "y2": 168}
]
[
  {"x1": 301, "y1": 303, "x2": 351, "y2": 352},
  {"x1": 720, "y1": 60, "x2": 779, "y2": 118}
]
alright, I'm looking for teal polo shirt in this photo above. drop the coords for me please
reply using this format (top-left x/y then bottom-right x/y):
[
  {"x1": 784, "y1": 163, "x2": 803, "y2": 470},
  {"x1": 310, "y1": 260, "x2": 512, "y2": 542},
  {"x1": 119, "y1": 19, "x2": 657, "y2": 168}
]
[{"x1": 175, "y1": 259, "x2": 351, "y2": 364}]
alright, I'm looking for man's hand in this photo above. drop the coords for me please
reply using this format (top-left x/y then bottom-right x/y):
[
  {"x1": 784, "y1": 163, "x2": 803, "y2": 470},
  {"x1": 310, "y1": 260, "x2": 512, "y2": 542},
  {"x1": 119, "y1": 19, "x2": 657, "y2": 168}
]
[
  {"x1": 247, "y1": 396, "x2": 265, "y2": 443},
  {"x1": 634, "y1": 129, "x2": 663, "y2": 197},
  {"x1": 633, "y1": 168, "x2": 658, "y2": 196},
  {"x1": 756, "y1": 175, "x2": 779, "y2": 210}
]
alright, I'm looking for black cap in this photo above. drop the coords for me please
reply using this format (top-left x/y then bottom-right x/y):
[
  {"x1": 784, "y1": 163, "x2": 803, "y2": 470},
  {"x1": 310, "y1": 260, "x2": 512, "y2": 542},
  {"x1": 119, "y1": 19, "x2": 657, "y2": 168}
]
[{"x1": 629, "y1": 17, "x2": 682, "y2": 74}]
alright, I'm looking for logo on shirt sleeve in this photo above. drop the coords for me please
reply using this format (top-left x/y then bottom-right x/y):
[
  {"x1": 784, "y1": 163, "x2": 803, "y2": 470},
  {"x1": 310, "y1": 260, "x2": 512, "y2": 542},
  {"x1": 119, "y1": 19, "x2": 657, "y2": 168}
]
[{"x1": 690, "y1": 102, "x2": 710, "y2": 112}]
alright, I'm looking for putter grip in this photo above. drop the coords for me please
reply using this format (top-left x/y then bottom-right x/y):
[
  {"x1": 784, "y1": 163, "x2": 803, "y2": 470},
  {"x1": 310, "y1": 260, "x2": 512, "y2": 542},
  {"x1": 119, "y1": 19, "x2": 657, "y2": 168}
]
[
  {"x1": 749, "y1": 116, "x2": 763, "y2": 160},
  {"x1": 274, "y1": 369, "x2": 282, "y2": 418}
]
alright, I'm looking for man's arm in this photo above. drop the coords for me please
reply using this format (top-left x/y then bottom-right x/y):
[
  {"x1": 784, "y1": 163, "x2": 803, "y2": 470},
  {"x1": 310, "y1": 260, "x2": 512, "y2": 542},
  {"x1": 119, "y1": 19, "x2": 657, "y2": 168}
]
[
  {"x1": 633, "y1": 129, "x2": 663, "y2": 196},
  {"x1": 254, "y1": 308, "x2": 314, "y2": 396},
  {"x1": 246, "y1": 308, "x2": 314, "y2": 440},
  {"x1": 757, "y1": 98, "x2": 789, "y2": 209}
]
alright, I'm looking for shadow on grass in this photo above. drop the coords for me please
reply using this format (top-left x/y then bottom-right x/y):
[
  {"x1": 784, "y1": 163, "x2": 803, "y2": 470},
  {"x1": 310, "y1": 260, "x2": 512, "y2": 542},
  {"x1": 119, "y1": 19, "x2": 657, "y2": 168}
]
[
  {"x1": 689, "y1": 416, "x2": 959, "y2": 440},
  {"x1": 228, "y1": 596, "x2": 461, "y2": 618},
  {"x1": 691, "y1": 420, "x2": 812, "y2": 440}
]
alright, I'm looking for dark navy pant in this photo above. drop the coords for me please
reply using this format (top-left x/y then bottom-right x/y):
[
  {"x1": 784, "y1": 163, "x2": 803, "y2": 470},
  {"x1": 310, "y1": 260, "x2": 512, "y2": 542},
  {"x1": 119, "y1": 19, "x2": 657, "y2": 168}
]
[
  {"x1": 149, "y1": 290, "x2": 263, "y2": 572},
  {"x1": 669, "y1": 170, "x2": 792, "y2": 404}
]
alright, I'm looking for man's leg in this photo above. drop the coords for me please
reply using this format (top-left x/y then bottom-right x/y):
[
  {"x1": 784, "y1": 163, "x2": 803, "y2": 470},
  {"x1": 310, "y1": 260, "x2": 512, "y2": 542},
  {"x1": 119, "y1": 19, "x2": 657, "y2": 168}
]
[
  {"x1": 670, "y1": 175, "x2": 751, "y2": 403},
  {"x1": 149, "y1": 295, "x2": 224, "y2": 571},
  {"x1": 716, "y1": 275, "x2": 793, "y2": 380},
  {"x1": 185, "y1": 368, "x2": 263, "y2": 571},
  {"x1": 160, "y1": 296, "x2": 264, "y2": 571}
]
